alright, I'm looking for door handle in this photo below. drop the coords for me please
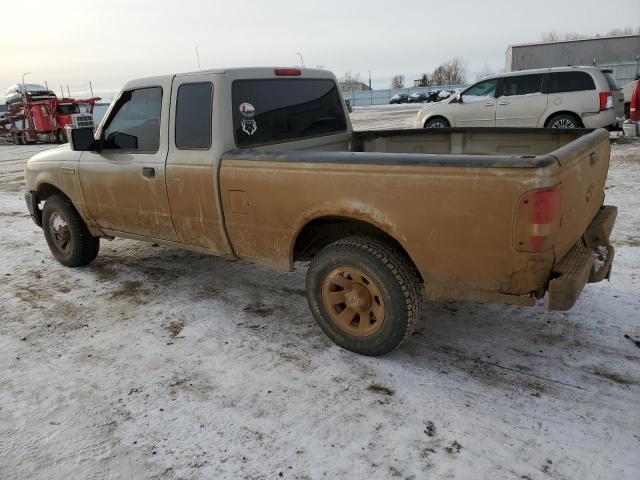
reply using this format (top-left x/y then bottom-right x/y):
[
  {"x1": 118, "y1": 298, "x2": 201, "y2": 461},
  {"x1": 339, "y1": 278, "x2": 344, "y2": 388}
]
[
  {"x1": 485, "y1": 102, "x2": 495, "y2": 107},
  {"x1": 142, "y1": 167, "x2": 156, "y2": 178},
  {"x1": 498, "y1": 101, "x2": 510, "y2": 105}
]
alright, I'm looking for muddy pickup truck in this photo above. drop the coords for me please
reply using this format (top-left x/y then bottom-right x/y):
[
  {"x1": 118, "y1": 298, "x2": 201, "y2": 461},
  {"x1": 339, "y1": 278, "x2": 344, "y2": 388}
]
[{"x1": 24, "y1": 67, "x2": 617, "y2": 355}]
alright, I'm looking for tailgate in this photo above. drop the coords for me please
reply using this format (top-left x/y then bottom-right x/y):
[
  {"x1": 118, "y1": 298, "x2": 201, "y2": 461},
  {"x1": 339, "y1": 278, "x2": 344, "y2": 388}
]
[{"x1": 550, "y1": 129, "x2": 611, "y2": 260}]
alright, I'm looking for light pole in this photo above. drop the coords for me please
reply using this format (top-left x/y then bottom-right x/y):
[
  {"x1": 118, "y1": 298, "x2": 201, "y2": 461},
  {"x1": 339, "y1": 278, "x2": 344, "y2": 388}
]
[
  {"x1": 296, "y1": 52, "x2": 304, "y2": 68},
  {"x1": 21, "y1": 72, "x2": 31, "y2": 100},
  {"x1": 21, "y1": 72, "x2": 31, "y2": 134}
]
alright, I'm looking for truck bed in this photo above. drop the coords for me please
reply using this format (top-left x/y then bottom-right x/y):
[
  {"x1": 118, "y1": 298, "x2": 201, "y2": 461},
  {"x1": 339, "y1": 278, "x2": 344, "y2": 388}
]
[{"x1": 220, "y1": 127, "x2": 612, "y2": 306}]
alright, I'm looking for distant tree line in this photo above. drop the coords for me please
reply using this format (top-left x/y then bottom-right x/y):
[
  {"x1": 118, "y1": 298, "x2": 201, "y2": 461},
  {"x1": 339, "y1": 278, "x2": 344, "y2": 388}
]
[{"x1": 540, "y1": 26, "x2": 640, "y2": 42}]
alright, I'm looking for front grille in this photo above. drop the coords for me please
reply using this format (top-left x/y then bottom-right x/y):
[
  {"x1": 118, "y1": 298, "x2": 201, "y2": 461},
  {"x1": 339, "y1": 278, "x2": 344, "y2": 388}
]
[{"x1": 73, "y1": 114, "x2": 94, "y2": 128}]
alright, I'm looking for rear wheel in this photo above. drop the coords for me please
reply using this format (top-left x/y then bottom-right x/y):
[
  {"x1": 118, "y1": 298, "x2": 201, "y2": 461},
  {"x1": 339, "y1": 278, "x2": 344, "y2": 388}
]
[
  {"x1": 546, "y1": 113, "x2": 580, "y2": 129},
  {"x1": 42, "y1": 194, "x2": 99, "y2": 267},
  {"x1": 306, "y1": 235, "x2": 422, "y2": 356},
  {"x1": 57, "y1": 129, "x2": 68, "y2": 144},
  {"x1": 424, "y1": 117, "x2": 450, "y2": 128}
]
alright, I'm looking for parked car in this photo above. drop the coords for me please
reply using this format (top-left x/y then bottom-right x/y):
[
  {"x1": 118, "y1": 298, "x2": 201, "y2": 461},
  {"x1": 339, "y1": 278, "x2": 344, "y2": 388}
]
[
  {"x1": 0, "y1": 102, "x2": 7, "y2": 119},
  {"x1": 4, "y1": 84, "x2": 57, "y2": 110},
  {"x1": 24, "y1": 67, "x2": 616, "y2": 356},
  {"x1": 414, "y1": 66, "x2": 624, "y2": 129},
  {"x1": 426, "y1": 90, "x2": 442, "y2": 102},
  {"x1": 389, "y1": 93, "x2": 409, "y2": 104},
  {"x1": 408, "y1": 92, "x2": 428, "y2": 103}
]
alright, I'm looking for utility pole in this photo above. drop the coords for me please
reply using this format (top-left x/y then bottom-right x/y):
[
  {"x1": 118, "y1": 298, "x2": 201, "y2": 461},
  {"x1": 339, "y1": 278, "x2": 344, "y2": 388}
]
[
  {"x1": 89, "y1": 81, "x2": 94, "y2": 98},
  {"x1": 66, "y1": 86, "x2": 70, "y2": 98},
  {"x1": 195, "y1": 46, "x2": 201, "y2": 70},
  {"x1": 296, "y1": 52, "x2": 304, "y2": 67}
]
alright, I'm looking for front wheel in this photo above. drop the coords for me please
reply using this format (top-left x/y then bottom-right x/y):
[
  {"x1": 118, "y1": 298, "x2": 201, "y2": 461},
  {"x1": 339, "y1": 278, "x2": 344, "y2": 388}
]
[
  {"x1": 42, "y1": 194, "x2": 100, "y2": 267},
  {"x1": 57, "y1": 129, "x2": 68, "y2": 144},
  {"x1": 424, "y1": 117, "x2": 450, "y2": 128},
  {"x1": 306, "y1": 236, "x2": 423, "y2": 356}
]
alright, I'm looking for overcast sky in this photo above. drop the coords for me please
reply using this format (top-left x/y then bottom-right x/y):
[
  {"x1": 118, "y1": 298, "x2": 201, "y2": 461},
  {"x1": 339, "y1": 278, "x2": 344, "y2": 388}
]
[{"x1": 3, "y1": 0, "x2": 639, "y2": 100}]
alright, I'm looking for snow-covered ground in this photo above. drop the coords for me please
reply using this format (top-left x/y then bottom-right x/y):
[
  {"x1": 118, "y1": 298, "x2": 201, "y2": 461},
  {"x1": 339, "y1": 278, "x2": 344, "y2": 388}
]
[{"x1": 1, "y1": 113, "x2": 639, "y2": 479}]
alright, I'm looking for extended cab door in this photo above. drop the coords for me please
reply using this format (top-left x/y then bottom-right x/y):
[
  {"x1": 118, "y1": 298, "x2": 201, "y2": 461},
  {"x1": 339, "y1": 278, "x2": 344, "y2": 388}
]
[
  {"x1": 495, "y1": 73, "x2": 547, "y2": 127},
  {"x1": 165, "y1": 74, "x2": 232, "y2": 254},
  {"x1": 454, "y1": 78, "x2": 498, "y2": 127},
  {"x1": 79, "y1": 80, "x2": 178, "y2": 240}
]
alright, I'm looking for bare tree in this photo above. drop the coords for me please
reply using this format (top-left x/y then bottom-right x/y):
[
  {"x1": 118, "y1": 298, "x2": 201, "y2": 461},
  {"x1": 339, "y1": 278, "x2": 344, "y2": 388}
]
[
  {"x1": 390, "y1": 74, "x2": 405, "y2": 89},
  {"x1": 475, "y1": 63, "x2": 495, "y2": 81},
  {"x1": 339, "y1": 71, "x2": 362, "y2": 92},
  {"x1": 541, "y1": 26, "x2": 640, "y2": 42},
  {"x1": 416, "y1": 73, "x2": 430, "y2": 87},
  {"x1": 429, "y1": 58, "x2": 467, "y2": 86},
  {"x1": 541, "y1": 30, "x2": 561, "y2": 42},
  {"x1": 608, "y1": 26, "x2": 635, "y2": 36}
]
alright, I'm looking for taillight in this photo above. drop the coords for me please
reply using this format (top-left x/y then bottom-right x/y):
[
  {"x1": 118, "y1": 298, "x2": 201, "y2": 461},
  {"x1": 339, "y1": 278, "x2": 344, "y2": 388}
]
[
  {"x1": 514, "y1": 187, "x2": 561, "y2": 253},
  {"x1": 599, "y1": 92, "x2": 613, "y2": 111},
  {"x1": 274, "y1": 68, "x2": 302, "y2": 76}
]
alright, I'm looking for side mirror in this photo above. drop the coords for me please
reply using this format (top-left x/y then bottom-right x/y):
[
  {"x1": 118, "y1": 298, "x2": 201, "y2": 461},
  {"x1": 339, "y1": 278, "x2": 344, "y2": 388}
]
[
  {"x1": 108, "y1": 132, "x2": 138, "y2": 150},
  {"x1": 70, "y1": 127, "x2": 97, "y2": 151},
  {"x1": 453, "y1": 94, "x2": 462, "y2": 104}
]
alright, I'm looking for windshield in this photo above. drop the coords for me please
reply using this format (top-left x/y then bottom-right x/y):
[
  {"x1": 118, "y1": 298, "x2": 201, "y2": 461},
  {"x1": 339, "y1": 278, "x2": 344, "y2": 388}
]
[{"x1": 57, "y1": 104, "x2": 80, "y2": 114}]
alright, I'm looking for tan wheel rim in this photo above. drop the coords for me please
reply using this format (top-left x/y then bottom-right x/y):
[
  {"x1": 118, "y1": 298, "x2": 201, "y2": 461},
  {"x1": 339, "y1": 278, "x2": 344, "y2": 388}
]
[{"x1": 321, "y1": 266, "x2": 385, "y2": 337}]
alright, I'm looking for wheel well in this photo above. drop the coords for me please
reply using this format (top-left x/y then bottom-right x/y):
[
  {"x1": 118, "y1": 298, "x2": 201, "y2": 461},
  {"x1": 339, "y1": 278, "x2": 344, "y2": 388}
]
[
  {"x1": 544, "y1": 111, "x2": 583, "y2": 128},
  {"x1": 424, "y1": 115, "x2": 450, "y2": 127},
  {"x1": 37, "y1": 183, "x2": 65, "y2": 202},
  {"x1": 292, "y1": 216, "x2": 423, "y2": 281}
]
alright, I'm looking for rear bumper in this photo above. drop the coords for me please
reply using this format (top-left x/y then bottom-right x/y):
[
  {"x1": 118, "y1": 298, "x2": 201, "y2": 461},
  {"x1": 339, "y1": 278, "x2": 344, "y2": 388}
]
[{"x1": 548, "y1": 205, "x2": 617, "y2": 311}]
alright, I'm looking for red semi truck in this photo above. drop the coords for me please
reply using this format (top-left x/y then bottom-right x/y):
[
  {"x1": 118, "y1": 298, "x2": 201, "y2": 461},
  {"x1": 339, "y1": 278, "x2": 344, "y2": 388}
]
[{"x1": 0, "y1": 96, "x2": 99, "y2": 144}]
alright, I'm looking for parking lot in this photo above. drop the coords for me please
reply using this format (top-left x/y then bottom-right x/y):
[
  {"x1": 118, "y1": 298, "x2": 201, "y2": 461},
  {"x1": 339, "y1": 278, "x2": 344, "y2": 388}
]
[{"x1": 1, "y1": 107, "x2": 639, "y2": 479}]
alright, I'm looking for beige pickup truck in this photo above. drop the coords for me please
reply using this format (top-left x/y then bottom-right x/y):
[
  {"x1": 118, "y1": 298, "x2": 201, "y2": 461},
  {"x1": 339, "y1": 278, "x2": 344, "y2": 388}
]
[{"x1": 24, "y1": 67, "x2": 617, "y2": 355}]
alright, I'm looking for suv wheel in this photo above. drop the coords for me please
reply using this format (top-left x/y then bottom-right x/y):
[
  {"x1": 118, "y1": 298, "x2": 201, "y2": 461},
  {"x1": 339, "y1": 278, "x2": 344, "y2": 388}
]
[
  {"x1": 547, "y1": 114, "x2": 580, "y2": 129},
  {"x1": 306, "y1": 235, "x2": 422, "y2": 356},
  {"x1": 425, "y1": 117, "x2": 450, "y2": 128},
  {"x1": 42, "y1": 194, "x2": 100, "y2": 267}
]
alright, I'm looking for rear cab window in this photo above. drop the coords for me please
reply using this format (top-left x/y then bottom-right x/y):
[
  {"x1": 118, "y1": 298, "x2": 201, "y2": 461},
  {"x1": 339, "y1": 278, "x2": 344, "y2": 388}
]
[
  {"x1": 544, "y1": 72, "x2": 595, "y2": 93},
  {"x1": 231, "y1": 79, "x2": 347, "y2": 148},
  {"x1": 175, "y1": 82, "x2": 213, "y2": 149}
]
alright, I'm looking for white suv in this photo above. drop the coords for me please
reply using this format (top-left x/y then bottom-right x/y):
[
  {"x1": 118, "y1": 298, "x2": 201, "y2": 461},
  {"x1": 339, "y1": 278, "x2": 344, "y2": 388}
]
[{"x1": 414, "y1": 66, "x2": 624, "y2": 129}]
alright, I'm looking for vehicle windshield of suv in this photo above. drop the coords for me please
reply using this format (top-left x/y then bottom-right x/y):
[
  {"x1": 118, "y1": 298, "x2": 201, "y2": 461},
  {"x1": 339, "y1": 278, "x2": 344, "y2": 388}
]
[{"x1": 232, "y1": 78, "x2": 347, "y2": 147}]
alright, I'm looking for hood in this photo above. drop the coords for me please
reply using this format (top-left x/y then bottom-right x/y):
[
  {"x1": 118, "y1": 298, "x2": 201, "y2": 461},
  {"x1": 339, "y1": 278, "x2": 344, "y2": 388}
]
[{"x1": 28, "y1": 143, "x2": 79, "y2": 164}]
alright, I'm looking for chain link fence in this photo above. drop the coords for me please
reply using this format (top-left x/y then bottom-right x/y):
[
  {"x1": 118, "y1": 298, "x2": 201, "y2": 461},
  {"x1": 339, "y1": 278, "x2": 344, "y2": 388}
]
[{"x1": 341, "y1": 85, "x2": 466, "y2": 107}]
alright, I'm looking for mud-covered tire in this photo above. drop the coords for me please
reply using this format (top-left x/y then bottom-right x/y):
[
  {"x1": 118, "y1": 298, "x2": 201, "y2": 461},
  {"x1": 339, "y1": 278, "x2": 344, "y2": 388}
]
[
  {"x1": 306, "y1": 235, "x2": 423, "y2": 356},
  {"x1": 42, "y1": 194, "x2": 99, "y2": 267}
]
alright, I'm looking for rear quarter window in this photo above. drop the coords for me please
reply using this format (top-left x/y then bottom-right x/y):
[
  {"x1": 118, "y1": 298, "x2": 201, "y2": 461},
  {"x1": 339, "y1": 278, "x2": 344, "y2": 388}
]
[
  {"x1": 231, "y1": 79, "x2": 347, "y2": 148},
  {"x1": 545, "y1": 72, "x2": 596, "y2": 93}
]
